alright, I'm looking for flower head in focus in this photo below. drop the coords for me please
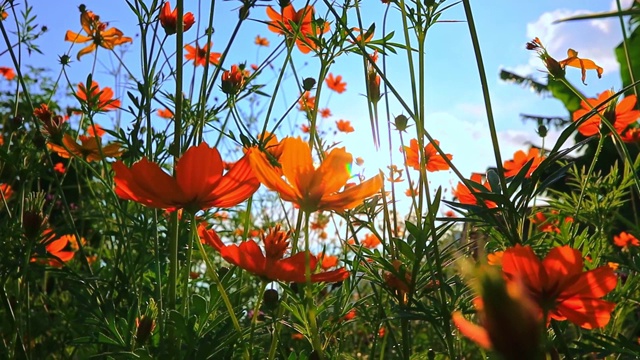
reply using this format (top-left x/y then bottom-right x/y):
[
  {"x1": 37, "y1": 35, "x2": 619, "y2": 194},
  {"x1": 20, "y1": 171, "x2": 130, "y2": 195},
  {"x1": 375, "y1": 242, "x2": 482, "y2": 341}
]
[
  {"x1": 65, "y1": 7, "x2": 132, "y2": 60},
  {"x1": 185, "y1": 43, "x2": 221, "y2": 66},
  {"x1": 159, "y1": 1, "x2": 195, "y2": 35},
  {"x1": 247, "y1": 137, "x2": 382, "y2": 213},
  {"x1": 572, "y1": 90, "x2": 640, "y2": 137},
  {"x1": 403, "y1": 138, "x2": 452, "y2": 172},
  {"x1": 503, "y1": 148, "x2": 544, "y2": 178},
  {"x1": 113, "y1": 142, "x2": 259, "y2": 212},
  {"x1": 200, "y1": 225, "x2": 349, "y2": 283},
  {"x1": 76, "y1": 81, "x2": 121, "y2": 112}
]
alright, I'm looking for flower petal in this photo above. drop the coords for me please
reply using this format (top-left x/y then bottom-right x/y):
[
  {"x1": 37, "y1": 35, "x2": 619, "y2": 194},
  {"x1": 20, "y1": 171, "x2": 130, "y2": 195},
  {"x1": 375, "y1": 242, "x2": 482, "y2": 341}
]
[
  {"x1": 202, "y1": 154, "x2": 260, "y2": 208},
  {"x1": 176, "y1": 143, "x2": 224, "y2": 204},
  {"x1": 501, "y1": 245, "x2": 545, "y2": 291},
  {"x1": 319, "y1": 174, "x2": 382, "y2": 211},
  {"x1": 555, "y1": 297, "x2": 616, "y2": 329},
  {"x1": 452, "y1": 312, "x2": 492, "y2": 350},
  {"x1": 112, "y1": 159, "x2": 184, "y2": 209}
]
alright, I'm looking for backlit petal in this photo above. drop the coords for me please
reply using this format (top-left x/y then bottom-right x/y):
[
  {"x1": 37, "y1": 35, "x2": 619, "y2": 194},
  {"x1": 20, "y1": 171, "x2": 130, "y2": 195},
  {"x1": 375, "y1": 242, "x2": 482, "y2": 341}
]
[
  {"x1": 501, "y1": 245, "x2": 545, "y2": 291},
  {"x1": 319, "y1": 174, "x2": 382, "y2": 211},
  {"x1": 202, "y1": 154, "x2": 260, "y2": 208},
  {"x1": 452, "y1": 312, "x2": 492, "y2": 350},
  {"x1": 176, "y1": 143, "x2": 224, "y2": 203}
]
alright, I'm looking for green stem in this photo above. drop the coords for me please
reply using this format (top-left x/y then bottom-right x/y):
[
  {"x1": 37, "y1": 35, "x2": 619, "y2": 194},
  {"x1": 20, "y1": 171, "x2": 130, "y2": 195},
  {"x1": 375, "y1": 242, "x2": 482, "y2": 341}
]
[
  {"x1": 303, "y1": 211, "x2": 324, "y2": 359},
  {"x1": 461, "y1": 0, "x2": 507, "y2": 195},
  {"x1": 247, "y1": 281, "x2": 268, "y2": 359},
  {"x1": 195, "y1": 233, "x2": 242, "y2": 332}
]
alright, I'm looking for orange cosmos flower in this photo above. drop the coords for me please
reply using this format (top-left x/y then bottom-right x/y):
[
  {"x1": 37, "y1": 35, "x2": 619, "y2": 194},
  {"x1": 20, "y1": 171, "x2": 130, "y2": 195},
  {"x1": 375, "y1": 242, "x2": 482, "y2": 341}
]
[
  {"x1": 558, "y1": 48, "x2": 603, "y2": 85},
  {"x1": 248, "y1": 137, "x2": 382, "y2": 213},
  {"x1": 501, "y1": 245, "x2": 617, "y2": 329},
  {"x1": 87, "y1": 124, "x2": 105, "y2": 138},
  {"x1": 48, "y1": 133, "x2": 122, "y2": 162},
  {"x1": 348, "y1": 27, "x2": 374, "y2": 44},
  {"x1": 65, "y1": 8, "x2": 132, "y2": 60},
  {"x1": 33, "y1": 104, "x2": 67, "y2": 137},
  {"x1": 403, "y1": 138, "x2": 452, "y2": 172},
  {"x1": 352, "y1": 233, "x2": 381, "y2": 248},
  {"x1": 298, "y1": 91, "x2": 315, "y2": 111},
  {"x1": 159, "y1": 1, "x2": 195, "y2": 35},
  {"x1": 255, "y1": 35, "x2": 270, "y2": 47},
  {"x1": 265, "y1": 4, "x2": 328, "y2": 54},
  {"x1": 76, "y1": 81, "x2": 121, "y2": 112},
  {"x1": 113, "y1": 142, "x2": 259, "y2": 212},
  {"x1": 342, "y1": 309, "x2": 357, "y2": 321},
  {"x1": 200, "y1": 225, "x2": 349, "y2": 283},
  {"x1": 318, "y1": 252, "x2": 339, "y2": 270},
  {"x1": 453, "y1": 173, "x2": 496, "y2": 208},
  {"x1": 221, "y1": 64, "x2": 248, "y2": 95},
  {"x1": 336, "y1": 120, "x2": 354, "y2": 133},
  {"x1": 613, "y1": 231, "x2": 640, "y2": 249},
  {"x1": 621, "y1": 128, "x2": 640, "y2": 143},
  {"x1": 185, "y1": 43, "x2": 221, "y2": 66},
  {"x1": 452, "y1": 265, "x2": 541, "y2": 360},
  {"x1": 503, "y1": 148, "x2": 544, "y2": 178},
  {"x1": 1, "y1": 9, "x2": 7, "y2": 21},
  {"x1": 325, "y1": 73, "x2": 347, "y2": 94},
  {"x1": 0, "y1": 66, "x2": 15, "y2": 80},
  {"x1": 157, "y1": 108, "x2": 173, "y2": 119},
  {"x1": 31, "y1": 230, "x2": 77, "y2": 267},
  {"x1": 0, "y1": 183, "x2": 13, "y2": 201},
  {"x1": 53, "y1": 162, "x2": 66, "y2": 174},
  {"x1": 487, "y1": 251, "x2": 503, "y2": 266},
  {"x1": 530, "y1": 210, "x2": 572, "y2": 233},
  {"x1": 319, "y1": 108, "x2": 332, "y2": 118},
  {"x1": 572, "y1": 90, "x2": 640, "y2": 137}
]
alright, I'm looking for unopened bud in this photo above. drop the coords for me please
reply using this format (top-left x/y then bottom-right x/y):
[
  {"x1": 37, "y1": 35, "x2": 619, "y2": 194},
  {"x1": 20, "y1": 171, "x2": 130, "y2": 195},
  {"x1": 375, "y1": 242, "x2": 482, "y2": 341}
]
[
  {"x1": 263, "y1": 289, "x2": 279, "y2": 309},
  {"x1": 394, "y1": 114, "x2": 409, "y2": 132},
  {"x1": 302, "y1": 77, "x2": 316, "y2": 91}
]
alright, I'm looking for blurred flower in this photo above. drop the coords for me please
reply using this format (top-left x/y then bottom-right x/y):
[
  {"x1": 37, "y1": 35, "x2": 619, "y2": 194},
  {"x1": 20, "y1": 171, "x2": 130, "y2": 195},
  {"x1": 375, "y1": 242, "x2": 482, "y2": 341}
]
[
  {"x1": 384, "y1": 260, "x2": 411, "y2": 305},
  {"x1": 318, "y1": 252, "x2": 339, "y2": 270},
  {"x1": 298, "y1": 91, "x2": 315, "y2": 111},
  {"x1": 355, "y1": 157, "x2": 364, "y2": 166},
  {"x1": 386, "y1": 165, "x2": 403, "y2": 183},
  {"x1": 572, "y1": 90, "x2": 639, "y2": 137},
  {"x1": 301, "y1": 124, "x2": 310, "y2": 133},
  {"x1": 350, "y1": 233, "x2": 381, "y2": 248},
  {"x1": 87, "y1": 124, "x2": 105, "y2": 137},
  {"x1": 558, "y1": 48, "x2": 603, "y2": 85},
  {"x1": 255, "y1": 35, "x2": 269, "y2": 46},
  {"x1": 487, "y1": 251, "x2": 503, "y2": 266},
  {"x1": 31, "y1": 230, "x2": 76, "y2": 267},
  {"x1": 530, "y1": 210, "x2": 572, "y2": 233},
  {"x1": 325, "y1": 73, "x2": 347, "y2": 93},
  {"x1": 336, "y1": 119, "x2": 354, "y2": 133},
  {"x1": 503, "y1": 148, "x2": 544, "y2": 178},
  {"x1": 221, "y1": 64, "x2": 249, "y2": 95},
  {"x1": 502, "y1": 245, "x2": 617, "y2": 329},
  {"x1": 53, "y1": 162, "x2": 66, "y2": 174},
  {"x1": 265, "y1": 4, "x2": 328, "y2": 54},
  {"x1": 613, "y1": 231, "x2": 640, "y2": 249},
  {"x1": 403, "y1": 138, "x2": 452, "y2": 172},
  {"x1": 65, "y1": 8, "x2": 132, "y2": 60},
  {"x1": 368, "y1": 50, "x2": 379, "y2": 63},
  {"x1": 34, "y1": 104, "x2": 67, "y2": 138},
  {"x1": 76, "y1": 81, "x2": 121, "y2": 112},
  {"x1": 0, "y1": 183, "x2": 13, "y2": 201},
  {"x1": 1, "y1": 9, "x2": 7, "y2": 20},
  {"x1": 342, "y1": 309, "x2": 356, "y2": 321},
  {"x1": 405, "y1": 185, "x2": 418, "y2": 197},
  {"x1": 247, "y1": 137, "x2": 382, "y2": 212},
  {"x1": 48, "y1": 133, "x2": 122, "y2": 162},
  {"x1": 453, "y1": 173, "x2": 496, "y2": 208},
  {"x1": 200, "y1": 225, "x2": 349, "y2": 283},
  {"x1": 347, "y1": 27, "x2": 374, "y2": 44},
  {"x1": 159, "y1": 1, "x2": 195, "y2": 35},
  {"x1": 157, "y1": 108, "x2": 173, "y2": 119},
  {"x1": 452, "y1": 265, "x2": 541, "y2": 360},
  {"x1": 113, "y1": 142, "x2": 259, "y2": 212},
  {"x1": 185, "y1": 43, "x2": 221, "y2": 66},
  {"x1": 621, "y1": 128, "x2": 640, "y2": 143},
  {"x1": 319, "y1": 108, "x2": 332, "y2": 118},
  {"x1": 444, "y1": 210, "x2": 456, "y2": 218},
  {"x1": 0, "y1": 66, "x2": 15, "y2": 80}
]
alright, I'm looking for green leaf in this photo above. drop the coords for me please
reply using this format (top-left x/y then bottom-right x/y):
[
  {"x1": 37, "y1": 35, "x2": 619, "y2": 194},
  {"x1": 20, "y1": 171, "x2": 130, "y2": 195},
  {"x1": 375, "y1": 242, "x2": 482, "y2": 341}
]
[
  {"x1": 547, "y1": 76, "x2": 582, "y2": 113},
  {"x1": 615, "y1": 25, "x2": 640, "y2": 95}
]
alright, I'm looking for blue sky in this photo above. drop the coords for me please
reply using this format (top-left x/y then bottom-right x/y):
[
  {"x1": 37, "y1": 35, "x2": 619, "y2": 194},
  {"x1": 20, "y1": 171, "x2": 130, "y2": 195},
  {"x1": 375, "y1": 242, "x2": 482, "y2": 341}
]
[{"x1": 1, "y1": 0, "x2": 634, "y2": 204}]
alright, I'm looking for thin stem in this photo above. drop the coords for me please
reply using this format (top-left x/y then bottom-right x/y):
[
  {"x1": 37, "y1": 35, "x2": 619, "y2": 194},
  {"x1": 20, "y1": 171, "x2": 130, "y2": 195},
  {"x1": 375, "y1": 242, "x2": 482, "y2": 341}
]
[{"x1": 248, "y1": 281, "x2": 268, "y2": 359}]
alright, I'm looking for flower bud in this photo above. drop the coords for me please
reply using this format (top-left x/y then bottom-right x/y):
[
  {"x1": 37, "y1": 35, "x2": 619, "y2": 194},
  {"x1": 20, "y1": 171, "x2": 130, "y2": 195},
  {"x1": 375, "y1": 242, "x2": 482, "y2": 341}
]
[
  {"x1": 394, "y1": 114, "x2": 409, "y2": 132},
  {"x1": 302, "y1": 77, "x2": 316, "y2": 91}
]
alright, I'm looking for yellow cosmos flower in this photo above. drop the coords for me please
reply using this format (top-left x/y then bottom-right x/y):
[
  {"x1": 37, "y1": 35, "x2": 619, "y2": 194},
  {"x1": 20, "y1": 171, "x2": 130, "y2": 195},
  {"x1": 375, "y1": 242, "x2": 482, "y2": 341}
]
[{"x1": 248, "y1": 137, "x2": 382, "y2": 213}]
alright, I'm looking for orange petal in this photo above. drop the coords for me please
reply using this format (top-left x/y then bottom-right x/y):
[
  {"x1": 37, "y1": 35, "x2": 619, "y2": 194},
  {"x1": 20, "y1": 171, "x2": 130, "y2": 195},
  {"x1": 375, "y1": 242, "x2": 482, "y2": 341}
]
[
  {"x1": 541, "y1": 246, "x2": 583, "y2": 292},
  {"x1": 319, "y1": 174, "x2": 382, "y2": 211},
  {"x1": 560, "y1": 266, "x2": 617, "y2": 299},
  {"x1": 280, "y1": 138, "x2": 315, "y2": 196},
  {"x1": 555, "y1": 297, "x2": 616, "y2": 329},
  {"x1": 220, "y1": 240, "x2": 266, "y2": 278},
  {"x1": 310, "y1": 146, "x2": 352, "y2": 199},
  {"x1": 452, "y1": 312, "x2": 492, "y2": 349},
  {"x1": 248, "y1": 148, "x2": 299, "y2": 203},
  {"x1": 203, "y1": 154, "x2": 260, "y2": 208},
  {"x1": 176, "y1": 143, "x2": 224, "y2": 203},
  {"x1": 112, "y1": 159, "x2": 184, "y2": 209},
  {"x1": 501, "y1": 245, "x2": 545, "y2": 291}
]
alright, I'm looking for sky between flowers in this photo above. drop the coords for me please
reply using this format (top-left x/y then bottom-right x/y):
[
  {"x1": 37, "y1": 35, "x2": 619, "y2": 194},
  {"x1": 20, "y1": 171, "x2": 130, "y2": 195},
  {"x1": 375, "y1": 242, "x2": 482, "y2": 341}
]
[{"x1": 5, "y1": 0, "x2": 634, "y2": 205}]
